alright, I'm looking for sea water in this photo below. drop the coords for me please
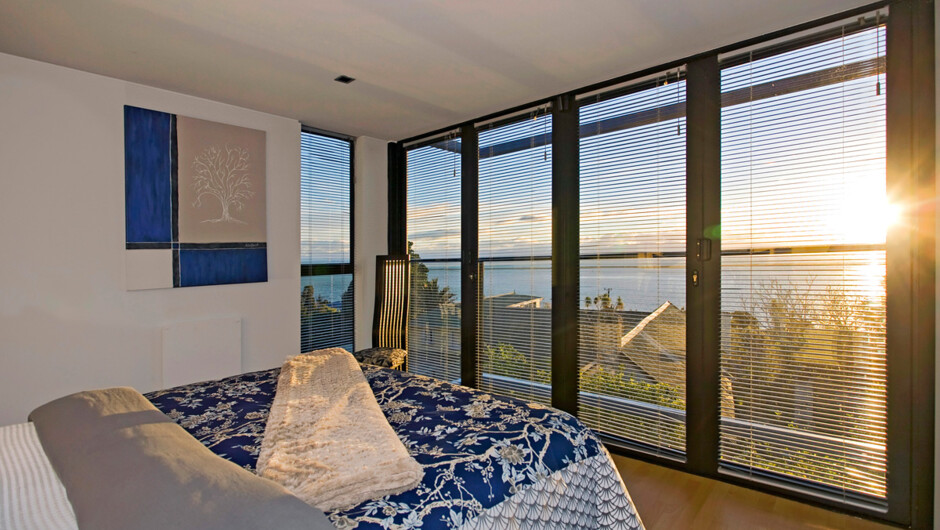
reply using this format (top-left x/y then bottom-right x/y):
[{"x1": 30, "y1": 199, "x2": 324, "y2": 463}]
[{"x1": 301, "y1": 251, "x2": 886, "y2": 315}]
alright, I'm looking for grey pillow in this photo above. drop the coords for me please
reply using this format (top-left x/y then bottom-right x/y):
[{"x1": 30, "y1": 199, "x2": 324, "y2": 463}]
[{"x1": 29, "y1": 387, "x2": 335, "y2": 530}]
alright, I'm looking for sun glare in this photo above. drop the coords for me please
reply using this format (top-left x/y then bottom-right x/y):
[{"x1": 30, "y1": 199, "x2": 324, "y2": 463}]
[{"x1": 830, "y1": 173, "x2": 899, "y2": 245}]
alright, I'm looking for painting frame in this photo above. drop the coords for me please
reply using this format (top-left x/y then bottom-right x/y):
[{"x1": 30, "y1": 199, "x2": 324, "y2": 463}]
[{"x1": 124, "y1": 105, "x2": 267, "y2": 290}]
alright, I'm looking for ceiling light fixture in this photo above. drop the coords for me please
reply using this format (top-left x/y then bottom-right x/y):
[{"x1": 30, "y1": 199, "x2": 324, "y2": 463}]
[{"x1": 334, "y1": 75, "x2": 355, "y2": 84}]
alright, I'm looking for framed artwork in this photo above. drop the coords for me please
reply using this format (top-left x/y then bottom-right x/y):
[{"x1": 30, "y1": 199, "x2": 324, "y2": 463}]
[{"x1": 124, "y1": 106, "x2": 267, "y2": 289}]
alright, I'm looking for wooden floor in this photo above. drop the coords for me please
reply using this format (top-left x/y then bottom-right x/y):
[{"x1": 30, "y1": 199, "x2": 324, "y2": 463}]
[{"x1": 610, "y1": 454, "x2": 897, "y2": 530}]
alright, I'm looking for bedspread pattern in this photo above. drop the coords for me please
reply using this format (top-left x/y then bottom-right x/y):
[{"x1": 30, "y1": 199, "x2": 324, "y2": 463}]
[
  {"x1": 147, "y1": 368, "x2": 277, "y2": 470},
  {"x1": 147, "y1": 366, "x2": 641, "y2": 529}
]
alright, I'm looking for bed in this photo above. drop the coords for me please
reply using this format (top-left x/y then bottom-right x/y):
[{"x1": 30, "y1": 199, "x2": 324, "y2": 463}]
[{"x1": 2, "y1": 362, "x2": 643, "y2": 530}]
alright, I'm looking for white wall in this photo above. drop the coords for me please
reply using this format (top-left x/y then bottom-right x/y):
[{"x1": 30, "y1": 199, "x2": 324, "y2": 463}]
[
  {"x1": 0, "y1": 52, "x2": 301, "y2": 426},
  {"x1": 353, "y1": 137, "x2": 389, "y2": 349}
]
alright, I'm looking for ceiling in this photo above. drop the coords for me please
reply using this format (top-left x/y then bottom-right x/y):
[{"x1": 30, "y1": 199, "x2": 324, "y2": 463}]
[{"x1": 0, "y1": 0, "x2": 873, "y2": 141}]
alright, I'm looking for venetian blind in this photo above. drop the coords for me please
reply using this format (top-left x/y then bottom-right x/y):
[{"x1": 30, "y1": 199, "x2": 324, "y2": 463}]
[
  {"x1": 718, "y1": 17, "x2": 888, "y2": 504},
  {"x1": 578, "y1": 73, "x2": 687, "y2": 456},
  {"x1": 477, "y1": 108, "x2": 553, "y2": 404},
  {"x1": 300, "y1": 131, "x2": 354, "y2": 352},
  {"x1": 406, "y1": 134, "x2": 462, "y2": 383}
]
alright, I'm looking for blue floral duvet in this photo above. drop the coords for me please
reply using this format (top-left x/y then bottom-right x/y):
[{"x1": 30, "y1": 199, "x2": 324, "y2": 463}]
[{"x1": 146, "y1": 365, "x2": 642, "y2": 529}]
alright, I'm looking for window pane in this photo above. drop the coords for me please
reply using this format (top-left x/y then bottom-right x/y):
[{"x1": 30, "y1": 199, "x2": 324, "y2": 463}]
[
  {"x1": 719, "y1": 24, "x2": 887, "y2": 502},
  {"x1": 301, "y1": 273, "x2": 354, "y2": 352},
  {"x1": 477, "y1": 111, "x2": 553, "y2": 404},
  {"x1": 407, "y1": 137, "x2": 462, "y2": 382},
  {"x1": 409, "y1": 261, "x2": 461, "y2": 382},
  {"x1": 301, "y1": 133, "x2": 350, "y2": 265},
  {"x1": 578, "y1": 76, "x2": 687, "y2": 456},
  {"x1": 407, "y1": 137, "x2": 462, "y2": 260},
  {"x1": 300, "y1": 131, "x2": 353, "y2": 353}
]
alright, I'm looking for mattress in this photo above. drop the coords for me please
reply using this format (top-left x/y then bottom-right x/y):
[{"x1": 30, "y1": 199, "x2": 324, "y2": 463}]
[{"x1": 0, "y1": 423, "x2": 76, "y2": 530}]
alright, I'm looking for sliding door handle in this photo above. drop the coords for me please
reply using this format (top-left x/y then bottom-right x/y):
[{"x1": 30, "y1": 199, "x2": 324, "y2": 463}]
[{"x1": 696, "y1": 238, "x2": 712, "y2": 261}]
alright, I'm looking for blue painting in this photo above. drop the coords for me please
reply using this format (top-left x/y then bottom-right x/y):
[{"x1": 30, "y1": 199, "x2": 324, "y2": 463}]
[{"x1": 124, "y1": 106, "x2": 267, "y2": 289}]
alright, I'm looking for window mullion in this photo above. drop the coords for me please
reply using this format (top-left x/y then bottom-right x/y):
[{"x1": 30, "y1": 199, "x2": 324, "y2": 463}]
[
  {"x1": 885, "y1": 1, "x2": 935, "y2": 526},
  {"x1": 388, "y1": 142, "x2": 407, "y2": 256},
  {"x1": 686, "y1": 54, "x2": 722, "y2": 475},
  {"x1": 461, "y1": 124, "x2": 479, "y2": 388},
  {"x1": 551, "y1": 93, "x2": 580, "y2": 416}
]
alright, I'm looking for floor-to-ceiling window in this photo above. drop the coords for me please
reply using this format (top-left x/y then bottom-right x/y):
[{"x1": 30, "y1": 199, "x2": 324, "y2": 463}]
[
  {"x1": 406, "y1": 133, "x2": 462, "y2": 383},
  {"x1": 578, "y1": 72, "x2": 687, "y2": 457},
  {"x1": 718, "y1": 22, "x2": 888, "y2": 504},
  {"x1": 396, "y1": 3, "x2": 931, "y2": 525},
  {"x1": 300, "y1": 128, "x2": 354, "y2": 352},
  {"x1": 477, "y1": 109, "x2": 554, "y2": 404}
]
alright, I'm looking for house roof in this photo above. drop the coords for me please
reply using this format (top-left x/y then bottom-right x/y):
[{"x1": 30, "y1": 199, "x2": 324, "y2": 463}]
[
  {"x1": 484, "y1": 292, "x2": 544, "y2": 309},
  {"x1": 0, "y1": 1, "x2": 874, "y2": 140}
]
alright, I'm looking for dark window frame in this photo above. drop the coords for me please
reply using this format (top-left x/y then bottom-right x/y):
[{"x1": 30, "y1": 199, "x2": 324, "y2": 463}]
[{"x1": 300, "y1": 125, "x2": 356, "y2": 352}]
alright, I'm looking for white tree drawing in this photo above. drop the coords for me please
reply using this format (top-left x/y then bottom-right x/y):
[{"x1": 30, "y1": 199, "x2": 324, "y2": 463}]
[{"x1": 191, "y1": 145, "x2": 254, "y2": 224}]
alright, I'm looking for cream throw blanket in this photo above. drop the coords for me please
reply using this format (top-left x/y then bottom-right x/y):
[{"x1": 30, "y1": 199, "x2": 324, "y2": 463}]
[{"x1": 257, "y1": 348, "x2": 424, "y2": 511}]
